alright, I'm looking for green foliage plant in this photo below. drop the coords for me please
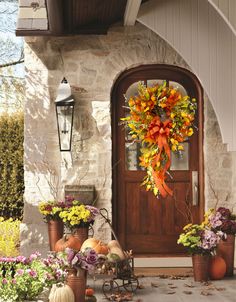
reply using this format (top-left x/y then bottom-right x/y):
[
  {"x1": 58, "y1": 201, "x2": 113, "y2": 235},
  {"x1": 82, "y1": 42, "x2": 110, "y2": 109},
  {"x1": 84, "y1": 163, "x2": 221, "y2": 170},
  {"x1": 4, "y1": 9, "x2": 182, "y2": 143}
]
[
  {"x1": 0, "y1": 111, "x2": 24, "y2": 219},
  {"x1": 0, "y1": 217, "x2": 20, "y2": 256},
  {"x1": 0, "y1": 252, "x2": 67, "y2": 301}
]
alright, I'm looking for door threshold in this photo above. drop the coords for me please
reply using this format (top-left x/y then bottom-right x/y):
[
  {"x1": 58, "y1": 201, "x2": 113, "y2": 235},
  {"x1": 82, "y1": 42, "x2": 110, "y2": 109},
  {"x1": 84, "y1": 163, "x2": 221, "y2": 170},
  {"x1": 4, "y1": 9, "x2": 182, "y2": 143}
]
[
  {"x1": 134, "y1": 257, "x2": 192, "y2": 268},
  {"x1": 134, "y1": 266, "x2": 193, "y2": 277}
]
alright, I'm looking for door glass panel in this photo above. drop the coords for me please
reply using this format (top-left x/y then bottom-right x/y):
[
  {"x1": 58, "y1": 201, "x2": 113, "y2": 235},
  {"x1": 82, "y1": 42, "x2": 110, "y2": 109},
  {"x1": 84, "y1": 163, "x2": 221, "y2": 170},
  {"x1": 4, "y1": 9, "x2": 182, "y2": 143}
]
[
  {"x1": 125, "y1": 142, "x2": 143, "y2": 170},
  {"x1": 125, "y1": 82, "x2": 142, "y2": 100},
  {"x1": 170, "y1": 142, "x2": 189, "y2": 170},
  {"x1": 169, "y1": 81, "x2": 187, "y2": 96},
  {"x1": 147, "y1": 79, "x2": 165, "y2": 87},
  {"x1": 125, "y1": 82, "x2": 143, "y2": 171}
]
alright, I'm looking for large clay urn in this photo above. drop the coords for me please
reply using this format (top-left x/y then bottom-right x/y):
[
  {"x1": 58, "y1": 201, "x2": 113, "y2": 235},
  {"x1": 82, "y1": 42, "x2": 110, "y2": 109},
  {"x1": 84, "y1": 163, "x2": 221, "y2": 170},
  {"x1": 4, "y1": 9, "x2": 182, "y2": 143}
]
[
  {"x1": 192, "y1": 254, "x2": 210, "y2": 282},
  {"x1": 47, "y1": 219, "x2": 64, "y2": 251},
  {"x1": 72, "y1": 226, "x2": 89, "y2": 244},
  {"x1": 217, "y1": 234, "x2": 235, "y2": 277},
  {"x1": 66, "y1": 268, "x2": 87, "y2": 302}
]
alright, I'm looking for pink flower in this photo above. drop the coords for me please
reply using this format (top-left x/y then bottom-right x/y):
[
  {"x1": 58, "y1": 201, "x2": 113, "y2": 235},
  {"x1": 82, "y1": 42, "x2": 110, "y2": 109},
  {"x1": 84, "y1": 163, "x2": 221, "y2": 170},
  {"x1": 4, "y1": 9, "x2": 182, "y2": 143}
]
[
  {"x1": 16, "y1": 269, "x2": 24, "y2": 276},
  {"x1": 28, "y1": 269, "x2": 37, "y2": 278},
  {"x1": 29, "y1": 252, "x2": 41, "y2": 262},
  {"x1": 2, "y1": 278, "x2": 8, "y2": 284}
]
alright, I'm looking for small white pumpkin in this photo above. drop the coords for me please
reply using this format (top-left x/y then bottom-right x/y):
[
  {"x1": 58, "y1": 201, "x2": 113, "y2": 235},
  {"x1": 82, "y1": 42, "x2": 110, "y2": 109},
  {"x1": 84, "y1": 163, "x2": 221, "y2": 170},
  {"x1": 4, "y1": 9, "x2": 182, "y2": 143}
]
[{"x1": 49, "y1": 284, "x2": 75, "y2": 302}]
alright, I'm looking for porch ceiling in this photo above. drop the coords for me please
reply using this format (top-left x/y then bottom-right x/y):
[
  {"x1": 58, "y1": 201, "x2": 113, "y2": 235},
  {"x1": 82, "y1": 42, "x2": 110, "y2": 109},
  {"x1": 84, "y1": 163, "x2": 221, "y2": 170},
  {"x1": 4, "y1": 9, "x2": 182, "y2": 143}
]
[{"x1": 16, "y1": 0, "x2": 149, "y2": 36}]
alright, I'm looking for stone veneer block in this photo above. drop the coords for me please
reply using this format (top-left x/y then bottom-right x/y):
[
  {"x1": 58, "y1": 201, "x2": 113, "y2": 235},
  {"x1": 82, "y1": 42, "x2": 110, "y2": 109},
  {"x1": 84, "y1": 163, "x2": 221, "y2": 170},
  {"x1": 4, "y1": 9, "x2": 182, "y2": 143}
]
[
  {"x1": 17, "y1": 18, "x2": 32, "y2": 29},
  {"x1": 19, "y1": 0, "x2": 46, "y2": 6},
  {"x1": 32, "y1": 18, "x2": 48, "y2": 30},
  {"x1": 18, "y1": 7, "x2": 47, "y2": 19}
]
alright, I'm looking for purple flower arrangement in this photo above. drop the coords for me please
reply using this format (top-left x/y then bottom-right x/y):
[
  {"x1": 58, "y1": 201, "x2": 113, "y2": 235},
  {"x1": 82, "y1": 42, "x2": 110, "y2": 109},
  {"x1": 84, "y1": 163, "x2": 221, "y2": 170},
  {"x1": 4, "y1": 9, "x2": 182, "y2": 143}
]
[
  {"x1": 207, "y1": 207, "x2": 236, "y2": 235},
  {"x1": 198, "y1": 229, "x2": 222, "y2": 252},
  {"x1": 64, "y1": 247, "x2": 99, "y2": 273}
]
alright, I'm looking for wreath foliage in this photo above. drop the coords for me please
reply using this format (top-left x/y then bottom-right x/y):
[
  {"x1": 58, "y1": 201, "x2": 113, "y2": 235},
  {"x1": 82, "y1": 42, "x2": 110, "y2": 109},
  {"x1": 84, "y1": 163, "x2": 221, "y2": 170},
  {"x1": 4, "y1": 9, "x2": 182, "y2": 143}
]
[{"x1": 122, "y1": 81, "x2": 197, "y2": 197}]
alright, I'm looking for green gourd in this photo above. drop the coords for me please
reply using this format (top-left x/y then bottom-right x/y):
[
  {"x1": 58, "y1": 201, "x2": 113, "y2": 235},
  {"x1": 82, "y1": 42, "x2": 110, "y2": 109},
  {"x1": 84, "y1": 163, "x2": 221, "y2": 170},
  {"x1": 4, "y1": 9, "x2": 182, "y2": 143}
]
[{"x1": 49, "y1": 284, "x2": 75, "y2": 302}]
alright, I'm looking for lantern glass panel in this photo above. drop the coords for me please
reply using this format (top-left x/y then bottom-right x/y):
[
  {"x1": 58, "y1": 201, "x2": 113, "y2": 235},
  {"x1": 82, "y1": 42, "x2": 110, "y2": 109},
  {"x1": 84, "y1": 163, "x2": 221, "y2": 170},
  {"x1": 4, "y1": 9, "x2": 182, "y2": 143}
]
[{"x1": 56, "y1": 104, "x2": 74, "y2": 151}]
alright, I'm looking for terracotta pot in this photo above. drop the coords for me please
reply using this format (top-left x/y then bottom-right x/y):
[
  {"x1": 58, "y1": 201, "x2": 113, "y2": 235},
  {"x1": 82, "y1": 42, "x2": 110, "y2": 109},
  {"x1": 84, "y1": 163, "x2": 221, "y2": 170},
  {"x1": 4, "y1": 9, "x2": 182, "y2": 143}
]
[
  {"x1": 47, "y1": 219, "x2": 64, "y2": 251},
  {"x1": 72, "y1": 226, "x2": 89, "y2": 244},
  {"x1": 192, "y1": 254, "x2": 210, "y2": 282},
  {"x1": 66, "y1": 268, "x2": 87, "y2": 302},
  {"x1": 217, "y1": 234, "x2": 235, "y2": 277}
]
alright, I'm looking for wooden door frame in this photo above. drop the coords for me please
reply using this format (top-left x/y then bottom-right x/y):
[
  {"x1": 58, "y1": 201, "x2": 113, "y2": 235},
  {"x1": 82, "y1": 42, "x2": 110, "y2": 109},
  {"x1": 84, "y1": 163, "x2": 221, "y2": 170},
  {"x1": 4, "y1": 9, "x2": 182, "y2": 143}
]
[{"x1": 111, "y1": 64, "x2": 204, "y2": 243}]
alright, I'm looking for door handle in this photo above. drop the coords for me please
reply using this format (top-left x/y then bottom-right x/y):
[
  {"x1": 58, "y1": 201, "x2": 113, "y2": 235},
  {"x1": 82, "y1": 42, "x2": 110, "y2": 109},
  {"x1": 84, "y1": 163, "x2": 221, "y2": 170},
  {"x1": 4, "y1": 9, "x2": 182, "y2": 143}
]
[{"x1": 192, "y1": 171, "x2": 198, "y2": 206}]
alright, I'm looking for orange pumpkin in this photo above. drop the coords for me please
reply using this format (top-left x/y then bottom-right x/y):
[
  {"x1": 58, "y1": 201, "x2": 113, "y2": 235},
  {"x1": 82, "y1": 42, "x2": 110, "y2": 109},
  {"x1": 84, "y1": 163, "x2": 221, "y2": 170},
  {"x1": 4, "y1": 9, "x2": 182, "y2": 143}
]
[
  {"x1": 55, "y1": 234, "x2": 82, "y2": 252},
  {"x1": 81, "y1": 238, "x2": 100, "y2": 251},
  {"x1": 81, "y1": 238, "x2": 109, "y2": 255},
  {"x1": 209, "y1": 255, "x2": 226, "y2": 280},
  {"x1": 93, "y1": 242, "x2": 109, "y2": 255},
  {"x1": 85, "y1": 288, "x2": 94, "y2": 296}
]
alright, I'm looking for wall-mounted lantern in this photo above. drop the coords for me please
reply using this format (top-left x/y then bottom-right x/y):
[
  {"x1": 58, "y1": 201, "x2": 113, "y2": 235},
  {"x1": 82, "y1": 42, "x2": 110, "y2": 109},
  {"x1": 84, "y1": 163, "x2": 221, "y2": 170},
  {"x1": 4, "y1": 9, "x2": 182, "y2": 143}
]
[{"x1": 55, "y1": 78, "x2": 75, "y2": 151}]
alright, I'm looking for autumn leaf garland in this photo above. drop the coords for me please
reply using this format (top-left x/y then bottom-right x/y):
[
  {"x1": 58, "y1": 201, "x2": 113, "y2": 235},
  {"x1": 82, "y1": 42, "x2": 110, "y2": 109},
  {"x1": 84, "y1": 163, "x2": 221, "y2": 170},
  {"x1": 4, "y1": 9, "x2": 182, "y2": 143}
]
[{"x1": 122, "y1": 81, "x2": 197, "y2": 197}]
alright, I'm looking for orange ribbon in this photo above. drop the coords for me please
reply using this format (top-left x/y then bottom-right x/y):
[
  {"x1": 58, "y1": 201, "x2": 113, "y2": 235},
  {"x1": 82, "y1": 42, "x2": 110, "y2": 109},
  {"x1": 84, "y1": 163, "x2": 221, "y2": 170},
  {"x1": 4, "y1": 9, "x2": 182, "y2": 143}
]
[{"x1": 145, "y1": 116, "x2": 173, "y2": 197}]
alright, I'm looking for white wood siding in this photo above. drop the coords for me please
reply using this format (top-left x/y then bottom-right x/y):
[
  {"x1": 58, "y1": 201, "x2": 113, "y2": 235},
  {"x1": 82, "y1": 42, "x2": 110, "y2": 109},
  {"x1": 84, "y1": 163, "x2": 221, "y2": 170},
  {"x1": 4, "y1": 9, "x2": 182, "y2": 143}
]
[
  {"x1": 137, "y1": 0, "x2": 236, "y2": 151},
  {"x1": 210, "y1": 0, "x2": 236, "y2": 34}
]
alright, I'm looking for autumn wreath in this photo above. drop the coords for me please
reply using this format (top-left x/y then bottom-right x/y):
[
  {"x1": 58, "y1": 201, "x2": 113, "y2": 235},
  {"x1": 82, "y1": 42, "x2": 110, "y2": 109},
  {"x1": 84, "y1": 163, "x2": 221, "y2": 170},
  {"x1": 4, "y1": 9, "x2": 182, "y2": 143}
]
[{"x1": 122, "y1": 81, "x2": 197, "y2": 198}]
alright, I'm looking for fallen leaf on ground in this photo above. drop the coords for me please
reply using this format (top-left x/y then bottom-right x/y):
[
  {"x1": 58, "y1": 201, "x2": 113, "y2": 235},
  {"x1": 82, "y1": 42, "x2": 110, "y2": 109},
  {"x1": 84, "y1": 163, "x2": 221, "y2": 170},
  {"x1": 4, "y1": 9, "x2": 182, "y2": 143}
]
[
  {"x1": 202, "y1": 281, "x2": 212, "y2": 286},
  {"x1": 170, "y1": 275, "x2": 188, "y2": 280},
  {"x1": 137, "y1": 284, "x2": 145, "y2": 289},
  {"x1": 184, "y1": 283, "x2": 195, "y2": 288},
  {"x1": 183, "y1": 291, "x2": 192, "y2": 295},
  {"x1": 215, "y1": 287, "x2": 226, "y2": 291},
  {"x1": 108, "y1": 292, "x2": 133, "y2": 301},
  {"x1": 151, "y1": 283, "x2": 159, "y2": 288},
  {"x1": 166, "y1": 291, "x2": 176, "y2": 295},
  {"x1": 201, "y1": 290, "x2": 212, "y2": 296}
]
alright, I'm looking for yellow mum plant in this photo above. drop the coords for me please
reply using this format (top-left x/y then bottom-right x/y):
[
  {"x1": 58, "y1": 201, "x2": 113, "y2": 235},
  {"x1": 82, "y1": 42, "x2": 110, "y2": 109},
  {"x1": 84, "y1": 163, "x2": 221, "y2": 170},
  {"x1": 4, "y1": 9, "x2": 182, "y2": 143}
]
[
  {"x1": 0, "y1": 217, "x2": 20, "y2": 256},
  {"x1": 59, "y1": 201, "x2": 99, "y2": 230}
]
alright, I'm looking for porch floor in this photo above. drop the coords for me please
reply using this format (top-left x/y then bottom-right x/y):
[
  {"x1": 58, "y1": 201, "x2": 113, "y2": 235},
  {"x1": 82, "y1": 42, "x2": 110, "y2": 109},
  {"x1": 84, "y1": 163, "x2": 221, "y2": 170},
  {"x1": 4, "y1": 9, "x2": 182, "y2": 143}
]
[{"x1": 88, "y1": 269, "x2": 236, "y2": 301}]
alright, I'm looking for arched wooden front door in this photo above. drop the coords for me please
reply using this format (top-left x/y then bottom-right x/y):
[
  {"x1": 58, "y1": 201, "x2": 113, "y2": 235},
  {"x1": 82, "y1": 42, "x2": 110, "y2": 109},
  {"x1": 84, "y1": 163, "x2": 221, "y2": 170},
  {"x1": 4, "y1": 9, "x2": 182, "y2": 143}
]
[{"x1": 112, "y1": 64, "x2": 204, "y2": 256}]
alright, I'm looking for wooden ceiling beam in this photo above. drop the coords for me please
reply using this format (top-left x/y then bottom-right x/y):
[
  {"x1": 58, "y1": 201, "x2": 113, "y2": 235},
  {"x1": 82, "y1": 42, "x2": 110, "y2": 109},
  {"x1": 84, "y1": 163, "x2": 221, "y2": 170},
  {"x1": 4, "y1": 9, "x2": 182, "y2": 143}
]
[{"x1": 124, "y1": 0, "x2": 142, "y2": 26}]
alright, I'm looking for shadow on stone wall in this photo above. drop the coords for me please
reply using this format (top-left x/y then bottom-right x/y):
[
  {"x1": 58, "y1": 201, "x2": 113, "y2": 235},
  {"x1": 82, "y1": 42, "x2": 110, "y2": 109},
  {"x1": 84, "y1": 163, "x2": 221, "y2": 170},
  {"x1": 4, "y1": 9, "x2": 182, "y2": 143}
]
[{"x1": 20, "y1": 202, "x2": 49, "y2": 257}]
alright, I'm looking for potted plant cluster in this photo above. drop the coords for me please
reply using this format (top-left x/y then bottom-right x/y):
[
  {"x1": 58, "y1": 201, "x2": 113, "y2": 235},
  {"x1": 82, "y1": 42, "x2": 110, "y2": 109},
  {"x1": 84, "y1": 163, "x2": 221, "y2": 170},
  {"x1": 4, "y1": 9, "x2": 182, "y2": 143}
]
[
  {"x1": 59, "y1": 200, "x2": 99, "y2": 243},
  {"x1": 38, "y1": 200, "x2": 65, "y2": 251},
  {"x1": 38, "y1": 197, "x2": 99, "y2": 251},
  {"x1": 177, "y1": 223, "x2": 222, "y2": 281},
  {"x1": 205, "y1": 207, "x2": 236, "y2": 276},
  {"x1": 51, "y1": 247, "x2": 99, "y2": 302},
  {"x1": 178, "y1": 206, "x2": 236, "y2": 281},
  {"x1": 38, "y1": 196, "x2": 99, "y2": 302},
  {"x1": 0, "y1": 252, "x2": 66, "y2": 301}
]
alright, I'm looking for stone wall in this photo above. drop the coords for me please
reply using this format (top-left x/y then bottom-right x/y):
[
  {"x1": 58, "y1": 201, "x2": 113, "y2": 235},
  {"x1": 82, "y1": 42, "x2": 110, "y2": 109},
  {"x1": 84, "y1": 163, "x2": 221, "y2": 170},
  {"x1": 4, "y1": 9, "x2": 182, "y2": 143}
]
[
  {"x1": 204, "y1": 95, "x2": 233, "y2": 210},
  {"x1": 21, "y1": 22, "x2": 236, "y2": 257}
]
